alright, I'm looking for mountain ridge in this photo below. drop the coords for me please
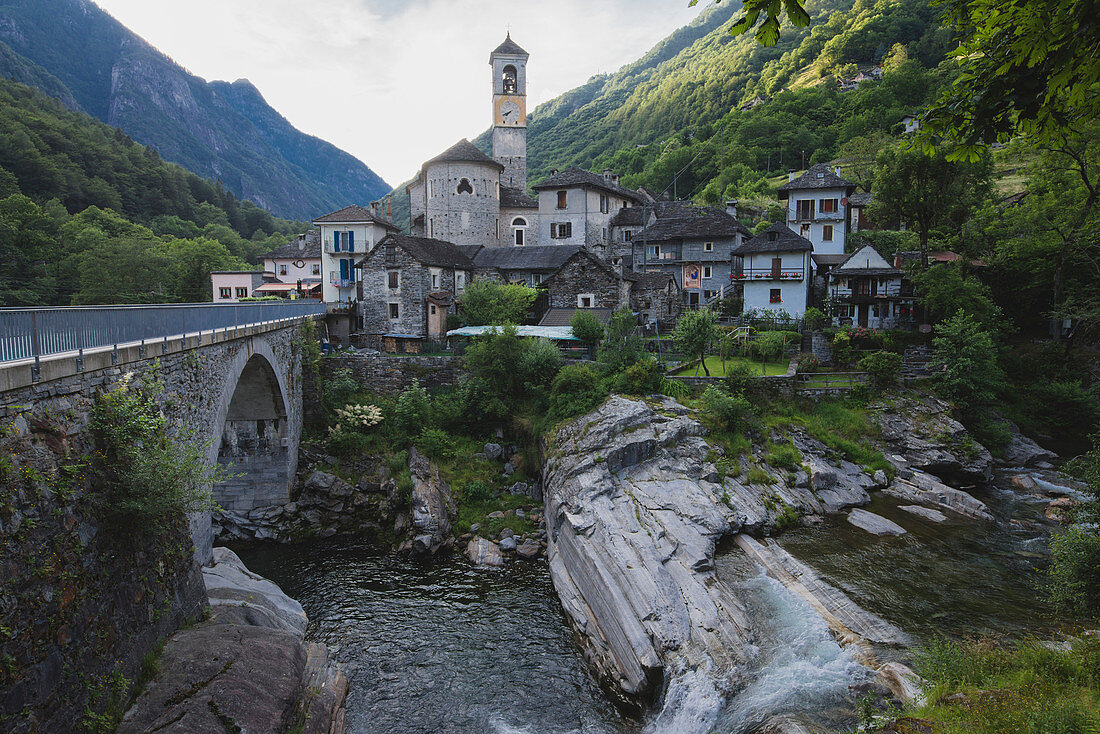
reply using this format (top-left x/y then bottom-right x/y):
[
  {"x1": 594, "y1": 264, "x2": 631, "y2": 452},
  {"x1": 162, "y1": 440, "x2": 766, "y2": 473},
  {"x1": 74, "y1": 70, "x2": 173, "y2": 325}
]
[{"x1": 0, "y1": 0, "x2": 390, "y2": 220}]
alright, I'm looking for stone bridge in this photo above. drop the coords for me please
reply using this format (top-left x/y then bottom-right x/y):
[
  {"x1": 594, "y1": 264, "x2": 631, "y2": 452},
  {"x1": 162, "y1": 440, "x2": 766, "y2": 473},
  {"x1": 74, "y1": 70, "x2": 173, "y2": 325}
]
[{"x1": 0, "y1": 304, "x2": 323, "y2": 564}]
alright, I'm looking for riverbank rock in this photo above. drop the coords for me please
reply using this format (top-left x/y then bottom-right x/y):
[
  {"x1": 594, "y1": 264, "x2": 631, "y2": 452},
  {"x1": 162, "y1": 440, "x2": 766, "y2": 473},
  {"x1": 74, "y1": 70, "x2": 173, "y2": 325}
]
[
  {"x1": 999, "y1": 421, "x2": 1057, "y2": 468},
  {"x1": 543, "y1": 396, "x2": 758, "y2": 701},
  {"x1": 403, "y1": 448, "x2": 456, "y2": 558},
  {"x1": 883, "y1": 471, "x2": 994, "y2": 522},
  {"x1": 121, "y1": 550, "x2": 346, "y2": 734},
  {"x1": 876, "y1": 662, "x2": 926, "y2": 706},
  {"x1": 465, "y1": 537, "x2": 504, "y2": 567},
  {"x1": 874, "y1": 395, "x2": 992, "y2": 484},
  {"x1": 897, "y1": 505, "x2": 947, "y2": 523},
  {"x1": 203, "y1": 547, "x2": 308, "y2": 637},
  {"x1": 848, "y1": 509, "x2": 907, "y2": 536}
]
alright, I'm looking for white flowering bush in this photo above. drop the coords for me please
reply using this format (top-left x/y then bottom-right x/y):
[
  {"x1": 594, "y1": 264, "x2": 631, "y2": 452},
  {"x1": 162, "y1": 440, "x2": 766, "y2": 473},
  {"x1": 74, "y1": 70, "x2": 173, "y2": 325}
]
[{"x1": 329, "y1": 403, "x2": 383, "y2": 436}]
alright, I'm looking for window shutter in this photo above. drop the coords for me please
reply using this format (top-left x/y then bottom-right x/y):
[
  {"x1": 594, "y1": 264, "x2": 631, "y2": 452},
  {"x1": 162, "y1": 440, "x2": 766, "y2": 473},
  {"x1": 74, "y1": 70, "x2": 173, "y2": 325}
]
[
  {"x1": 348, "y1": 231, "x2": 355, "y2": 252},
  {"x1": 339, "y1": 259, "x2": 348, "y2": 280},
  {"x1": 334, "y1": 232, "x2": 341, "y2": 252}
]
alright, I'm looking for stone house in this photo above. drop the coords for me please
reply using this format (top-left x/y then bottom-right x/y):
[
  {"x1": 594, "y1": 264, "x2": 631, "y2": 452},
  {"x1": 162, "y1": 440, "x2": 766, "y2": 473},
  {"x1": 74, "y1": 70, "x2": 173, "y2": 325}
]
[
  {"x1": 627, "y1": 201, "x2": 752, "y2": 308},
  {"x1": 543, "y1": 249, "x2": 632, "y2": 311},
  {"x1": 626, "y1": 270, "x2": 681, "y2": 327},
  {"x1": 358, "y1": 233, "x2": 475, "y2": 340},
  {"x1": 778, "y1": 164, "x2": 858, "y2": 257},
  {"x1": 532, "y1": 167, "x2": 645, "y2": 254},
  {"x1": 312, "y1": 204, "x2": 400, "y2": 303},
  {"x1": 828, "y1": 245, "x2": 911, "y2": 328},
  {"x1": 732, "y1": 223, "x2": 814, "y2": 317},
  {"x1": 463, "y1": 244, "x2": 580, "y2": 286}
]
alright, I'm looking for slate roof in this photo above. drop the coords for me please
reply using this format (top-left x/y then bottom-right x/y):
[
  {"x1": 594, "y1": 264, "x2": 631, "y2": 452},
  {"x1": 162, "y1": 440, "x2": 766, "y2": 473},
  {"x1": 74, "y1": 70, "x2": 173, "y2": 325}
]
[
  {"x1": 312, "y1": 205, "x2": 400, "y2": 229},
  {"x1": 425, "y1": 139, "x2": 503, "y2": 170},
  {"x1": 539, "y1": 308, "x2": 612, "y2": 327},
  {"x1": 833, "y1": 246, "x2": 901, "y2": 276},
  {"x1": 491, "y1": 33, "x2": 529, "y2": 58},
  {"x1": 609, "y1": 207, "x2": 647, "y2": 227},
  {"x1": 635, "y1": 205, "x2": 751, "y2": 243},
  {"x1": 375, "y1": 234, "x2": 476, "y2": 269},
  {"x1": 812, "y1": 253, "x2": 849, "y2": 267},
  {"x1": 264, "y1": 229, "x2": 321, "y2": 259},
  {"x1": 848, "y1": 192, "x2": 874, "y2": 207},
  {"x1": 625, "y1": 270, "x2": 678, "y2": 289},
  {"x1": 532, "y1": 166, "x2": 645, "y2": 203},
  {"x1": 777, "y1": 163, "x2": 857, "y2": 192},
  {"x1": 734, "y1": 223, "x2": 813, "y2": 254},
  {"x1": 501, "y1": 186, "x2": 537, "y2": 209},
  {"x1": 472, "y1": 245, "x2": 580, "y2": 271}
]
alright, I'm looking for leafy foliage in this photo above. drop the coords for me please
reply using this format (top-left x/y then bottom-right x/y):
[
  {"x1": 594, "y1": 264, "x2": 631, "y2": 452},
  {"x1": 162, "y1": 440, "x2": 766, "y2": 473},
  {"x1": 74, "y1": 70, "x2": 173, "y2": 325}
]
[
  {"x1": 930, "y1": 311, "x2": 1004, "y2": 416},
  {"x1": 857, "y1": 350, "x2": 902, "y2": 388},
  {"x1": 547, "y1": 363, "x2": 609, "y2": 423},
  {"x1": 569, "y1": 309, "x2": 605, "y2": 346},
  {"x1": 673, "y1": 308, "x2": 720, "y2": 375},
  {"x1": 599, "y1": 307, "x2": 644, "y2": 373},
  {"x1": 457, "y1": 280, "x2": 539, "y2": 326},
  {"x1": 699, "y1": 386, "x2": 754, "y2": 432}
]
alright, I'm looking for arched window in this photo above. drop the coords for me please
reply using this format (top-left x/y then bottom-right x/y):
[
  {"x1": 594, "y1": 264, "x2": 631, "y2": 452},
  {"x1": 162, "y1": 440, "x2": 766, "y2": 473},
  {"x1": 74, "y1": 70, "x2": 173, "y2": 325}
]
[
  {"x1": 511, "y1": 217, "x2": 528, "y2": 246},
  {"x1": 457, "y1": 178, "x2": 473, "y2": 195},
  {"x1": 503, "y1": 65, "x2": 518, "y2": 94}
]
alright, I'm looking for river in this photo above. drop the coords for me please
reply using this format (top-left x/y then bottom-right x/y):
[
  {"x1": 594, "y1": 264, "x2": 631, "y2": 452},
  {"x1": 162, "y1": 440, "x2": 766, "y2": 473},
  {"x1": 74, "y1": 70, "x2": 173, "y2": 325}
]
[{"x1": 230, "y1": 473, "x2": 1057, "y2": 734}]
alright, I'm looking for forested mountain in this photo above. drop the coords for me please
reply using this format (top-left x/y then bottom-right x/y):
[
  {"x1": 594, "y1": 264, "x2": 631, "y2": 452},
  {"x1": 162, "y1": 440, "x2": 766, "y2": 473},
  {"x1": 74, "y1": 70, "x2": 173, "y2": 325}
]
[
  {"x1": 469, "y1": 0, "x2": 950, "y2": 202},
  {"x1": 0, "y1": 75, "x2": 306, "y2": 306},
  {"x1": 0, "y1": 0, "x2": 390, "y2": 221}
]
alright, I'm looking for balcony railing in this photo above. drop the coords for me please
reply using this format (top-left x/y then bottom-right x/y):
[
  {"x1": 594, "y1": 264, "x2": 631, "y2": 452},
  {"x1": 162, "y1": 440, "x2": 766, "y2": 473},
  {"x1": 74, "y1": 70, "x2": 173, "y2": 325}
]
[{"x1": 732, "y1": 268, "x2": 805, "y2": 281}]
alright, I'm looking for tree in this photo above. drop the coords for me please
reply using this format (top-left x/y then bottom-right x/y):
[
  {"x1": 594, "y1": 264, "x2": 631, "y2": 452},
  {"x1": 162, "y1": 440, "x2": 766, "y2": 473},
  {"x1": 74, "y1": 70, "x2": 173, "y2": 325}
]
[
  {"x1": 457, "y1": 280, "x2": 538, "y2": 325},
  {"x1": 165, "y1": 237, "x2": 246, "y2": 303},
  {"x1": 913, "y1": 264, "x2": 1003, "y2": 333},
  {"x1": 691, "y1": 0, "x2": 809, "y2": 46},
  {"x1": 870, "y1": 145, "x2": 991, "y2": 267},
  {"x1": 929, "y1": 310, "x2": 1004, "y2": 417},
  {"x1": 600, "y1": 307, "x2": 644, "y2": 373},
  {"x1": 0, "y1": 194, "x2": 60, "y2": 305},
  {"x1": 673, "y1": 308, "x2": 719, "y2": 376},
  {"x1": 569, "y1": 309, "x2": 605, "y2": 347},
  {"x1": 920, "y1": 0, "x2": 1100, "y2": 153}
]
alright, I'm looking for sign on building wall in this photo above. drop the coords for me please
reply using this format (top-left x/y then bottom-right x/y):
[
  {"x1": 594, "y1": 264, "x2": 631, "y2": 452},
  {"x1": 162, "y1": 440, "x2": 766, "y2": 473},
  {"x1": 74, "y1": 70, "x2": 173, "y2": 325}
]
[{"x1": 682, "y1": 264, "x2": 700, "y2": 290}]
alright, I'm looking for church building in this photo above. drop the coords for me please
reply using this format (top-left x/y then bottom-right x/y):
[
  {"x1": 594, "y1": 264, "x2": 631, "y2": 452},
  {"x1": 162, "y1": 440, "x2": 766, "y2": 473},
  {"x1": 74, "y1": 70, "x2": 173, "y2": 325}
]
[{"x1": 406, "y1": 34, "x2": 538, "y2": 249}]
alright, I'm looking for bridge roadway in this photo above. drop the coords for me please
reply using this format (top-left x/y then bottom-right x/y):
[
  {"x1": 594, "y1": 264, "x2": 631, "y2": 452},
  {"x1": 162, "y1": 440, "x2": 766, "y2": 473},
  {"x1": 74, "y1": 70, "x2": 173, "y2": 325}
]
[{"x1": 0, "y1": 302, "x2": 325, "y2": 564}]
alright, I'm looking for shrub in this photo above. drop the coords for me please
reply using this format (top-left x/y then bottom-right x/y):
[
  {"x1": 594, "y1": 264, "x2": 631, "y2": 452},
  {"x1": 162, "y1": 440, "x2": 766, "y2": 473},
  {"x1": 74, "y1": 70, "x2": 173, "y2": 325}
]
[
  {"x1": 765, "y1": 441, "x2": 802, "y2": 471},
  {"x1": 699, "y1": 386, "x2": 753, "y2": 432},
  {"x1": 747, "y1": 467, "x2": 776, "y2": 485},
  {"x1": 320, "y1": 367, "x2": 360, "y2": 416},
  {"x1": 832, "y1": 329, "x2": 854, "y2": 365},
  {"x1": 795, "y1": 353, "x2": 820, "y2": 373},
  {"x1": 416, "y1": 428, "x2": 456, "y2": 459},
  {"x1": 463, "y1": 326, "x2": 563, "y2": 421},
  {"x1": 326, "y1": 427, "x2": 370, "y2": 458},
  {"x1": 619, "y1": 355, "x2": 664, "y2": 395},
  {"x1": 390, "y1": 380, "x2": 431, "y2": 443},
  {"x1": 931, "y1": 310, "x2": 1004, "y2": 415},
  {"x1": 858, "y1": 350, "x2": 903, "y2": 388},
  {"x1": 90, "y1": 370, "x2": 217, "y2": 532},
  {"x1": 724, "y1": 362, "x2": 758, "y2": 394},
  {"x1": 548, "y1": 363, "x2": 608, "y2": 423},
  {"x1": 803, "y1": 306, "x2": 826, "y2": 331},
  {"x1": 569, "y1": 309, "x2": 605, "y2": 346},
  {"x1": 458, "y1": 279, "x2": 538, "y2": 325},
  {"x1": 462, "y1": 480, "x2": 495, "y2": 503}
]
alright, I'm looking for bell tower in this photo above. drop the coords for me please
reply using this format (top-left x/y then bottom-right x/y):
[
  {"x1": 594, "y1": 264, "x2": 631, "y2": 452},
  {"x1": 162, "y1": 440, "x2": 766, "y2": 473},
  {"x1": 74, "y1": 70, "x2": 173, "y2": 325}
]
[{"x1": 490, "y1": 33, "x2": 528, "y2": 191}]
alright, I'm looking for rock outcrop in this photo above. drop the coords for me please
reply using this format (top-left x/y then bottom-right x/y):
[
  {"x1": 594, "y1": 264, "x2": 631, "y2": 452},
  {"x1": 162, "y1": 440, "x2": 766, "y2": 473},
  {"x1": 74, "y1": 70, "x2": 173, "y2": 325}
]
[
  {"x1": 847, "y1": 509, "x2": 907, "y2": 536},
  {"x1": 401, "y1": 447, "x2": 456, "y2": 557},
  {"x1": 898, "y1": 505, "x2": 947, "y2": 523},
  {"x1": 543, "y1": 396, "x2": 753, "y2": 700},
  {"x1": 882, "y1": 471, "x2": 994, "y2": 522},
  {"x1": 121, "y1": 548, "x2": 346, "y2": 734},
  {"x1": 875, "y1": 395, "x2": 992, "y2": 484},
  {"x1": 465, "y1": 537, "x2": 504, "y2": 567},
  {"x1": 999, "y1": 421, "x2": 1057, "y2": 468}
]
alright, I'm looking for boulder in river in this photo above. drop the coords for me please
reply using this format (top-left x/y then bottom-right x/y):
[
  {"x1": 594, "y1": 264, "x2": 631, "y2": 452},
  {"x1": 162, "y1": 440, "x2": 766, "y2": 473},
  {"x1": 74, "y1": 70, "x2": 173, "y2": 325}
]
[
  {"x1": 203, "y1": 547, "x2": 307, "y2": 637},
  {"x1": 465, "y1": 537, "x2": 504, "y2": 567},
  {"x1": 898, "y1": 505, "x2": 947, "y2": 523},
  {"x1": 847, "y1": 509, "x2": 907, "y2": 536},
  {"x1": 405, "y1": 447, "x2": 456, "y2": 557},
  {"x1": 883, "y1": 471, "x2": 994, "y2": 522},
  {"x1": 999, "y1": 420, "x2": 1057, "y2": 468}
]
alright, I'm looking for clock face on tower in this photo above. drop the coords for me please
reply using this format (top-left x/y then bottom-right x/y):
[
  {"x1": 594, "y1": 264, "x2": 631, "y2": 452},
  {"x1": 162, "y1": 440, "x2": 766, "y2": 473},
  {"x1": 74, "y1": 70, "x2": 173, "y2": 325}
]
[{"x1": 495, "y1": 97, "x2": 525, "y2": 127}]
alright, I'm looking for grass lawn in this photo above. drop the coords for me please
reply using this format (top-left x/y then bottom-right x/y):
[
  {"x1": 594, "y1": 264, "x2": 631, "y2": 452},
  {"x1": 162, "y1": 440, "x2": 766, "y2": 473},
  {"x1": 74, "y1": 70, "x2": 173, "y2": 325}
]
[{"x1": 673, "y1": 355, "x2": 789, "y2": 377}]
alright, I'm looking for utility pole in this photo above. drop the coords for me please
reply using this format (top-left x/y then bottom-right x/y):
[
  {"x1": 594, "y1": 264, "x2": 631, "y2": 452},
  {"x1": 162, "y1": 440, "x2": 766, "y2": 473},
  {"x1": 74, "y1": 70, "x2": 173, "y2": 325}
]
[{"x1": 801, "y1": 149, "x2": 806, "y2": 170}]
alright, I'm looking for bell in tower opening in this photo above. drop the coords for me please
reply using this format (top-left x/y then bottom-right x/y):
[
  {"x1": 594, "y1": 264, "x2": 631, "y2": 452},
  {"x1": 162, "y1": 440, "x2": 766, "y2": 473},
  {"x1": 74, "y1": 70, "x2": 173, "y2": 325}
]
[{"x1": 502, "y1": 65, "x2": 517, "y2": 94}]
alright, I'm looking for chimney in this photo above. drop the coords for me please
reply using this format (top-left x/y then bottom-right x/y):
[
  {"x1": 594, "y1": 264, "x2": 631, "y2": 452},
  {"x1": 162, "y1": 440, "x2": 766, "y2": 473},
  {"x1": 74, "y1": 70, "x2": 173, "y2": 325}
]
[
  {"x1": 386, "y1": 195, "x2": 392, "y2": 219},
  {"x1": 297, "y1": 234, "x2": 305, "y2": 252},
  {"x1": 788, "y1": 170, "x2": 798, "y2": 182},
  {"x1": 834, "y1": 166, "x2": 842, "y2": 177},
  {"x1": 603, "y1": 169, "x2": 612, "y2": 180},
  {"x1": 370, "y1": 201, "x2": 380, "y2": 216},
  {"x1": 725, "y1": 200, "x2": 739, "y2": 219}
]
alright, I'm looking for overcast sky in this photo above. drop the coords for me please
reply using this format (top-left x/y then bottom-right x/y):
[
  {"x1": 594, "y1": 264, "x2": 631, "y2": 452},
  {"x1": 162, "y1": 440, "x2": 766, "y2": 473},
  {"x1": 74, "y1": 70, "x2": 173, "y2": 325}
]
[{"x1": 93, "y1": 0, "x2": 704, "y2": 186}]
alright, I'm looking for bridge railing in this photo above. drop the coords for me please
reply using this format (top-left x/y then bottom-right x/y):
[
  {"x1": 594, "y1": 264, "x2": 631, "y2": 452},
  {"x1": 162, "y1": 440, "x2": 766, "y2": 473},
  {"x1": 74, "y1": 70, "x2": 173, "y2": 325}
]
[{"x1": 0, "y1": 301, "x2": 326, "y2": 365}]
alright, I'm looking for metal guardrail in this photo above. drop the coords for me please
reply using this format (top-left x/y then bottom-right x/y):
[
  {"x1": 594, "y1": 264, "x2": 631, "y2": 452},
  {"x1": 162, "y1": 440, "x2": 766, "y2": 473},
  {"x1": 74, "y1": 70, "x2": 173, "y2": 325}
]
[{"x1": 0, "y1": 301, "x2": 326, "y2": 368}]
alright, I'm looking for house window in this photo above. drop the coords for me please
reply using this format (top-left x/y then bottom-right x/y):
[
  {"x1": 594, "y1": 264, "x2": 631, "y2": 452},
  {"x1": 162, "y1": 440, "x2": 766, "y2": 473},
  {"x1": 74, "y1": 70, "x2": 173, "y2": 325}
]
[
  {"x1": 838, "y1": 304, "x2": 851, "y2": 317},
  {"x1": 704, "y1": 290, "x2": 716, "y2": 300},
  {"x1": 430, "y1": 304, "x2": 437, "y2": 315},
  {"x1": 219, "y1": 287, "x2": 231, "y2": 299},
  {"x1": 456, "y1": 272, "x2": 465, "y2": 291},
  {"x1": 623, "y1": 230, "x2": 633, "y2": 241},
  {"x1": 388, "y1": 271, "x2": 399, "y2": 289},
  {"x1": 800, "y1": 224, "x2": 810, "y2": 238},
  {"x1": 703, "y1": 266, "x2": 712, "y2": 279},
  {"x1": 533, "y1": 273, "x2": 543, "y2": 284},
  {"x1": 796, "y1": 199, "x2": 815, "y2": 220},
  {"x1": 279, "y1": 263, "x2": 288, "y2": 276},
  {"x1": 578, "y1": 294, "x2": 594, "y2": 308},
  {"x1": 512, "y1": 217, "x2": 527, "y2": 246},
  {"x1": 770, "y1": 288, "x2": 782, "y2": 304},
  {"x1": 312, "y1": 263, "x2": 320, "y2": 275},
  {"x1": 823, "y1": 225, "x2": 834, "y2": 241},
  {"x1": 431, "y1": 269, "x2": 440, "y2": 289},
  {"x1": 704, "y1": 242, "x2": 713, "y2": 252},
  {"x1": 389, "y1": 303, "x2": 400, "y2": 319},
  {"x1": 600, "y1": 194, "x2": 609, "y2": 213},
  {"x1": 821, "y1": 198, "x2": 839, "y2": 213},
  {"x1": 551, "y1": 222, "x2": 572, "y2": 239},
  {"x1": 556, "y1": 190, "x2": 567, "y2": 209},
  {"x1": 457, "y1": 178, "x2": 473, "y2": 194},
  {"x1": 428, "y1": 180, "x2": 433, "y2": 197},
  {"x1": 236, "y1": 287, "x2": 248, "y2": 298}
]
